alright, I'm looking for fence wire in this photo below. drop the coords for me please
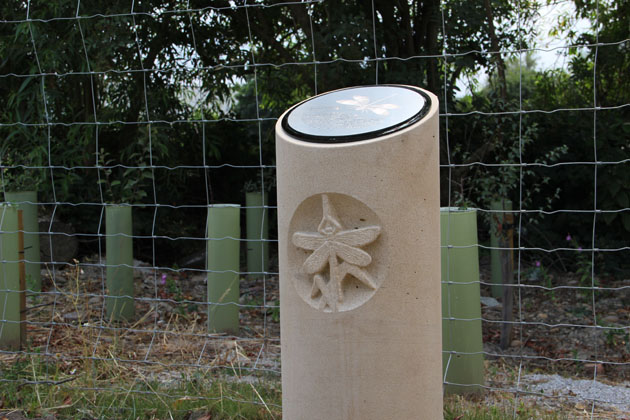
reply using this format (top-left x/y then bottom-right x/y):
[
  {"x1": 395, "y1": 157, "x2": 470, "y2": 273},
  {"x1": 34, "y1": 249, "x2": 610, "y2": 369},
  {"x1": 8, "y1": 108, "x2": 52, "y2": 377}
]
[{"x1": 0, "y1": 0, "x2": 629, "y2": 418}]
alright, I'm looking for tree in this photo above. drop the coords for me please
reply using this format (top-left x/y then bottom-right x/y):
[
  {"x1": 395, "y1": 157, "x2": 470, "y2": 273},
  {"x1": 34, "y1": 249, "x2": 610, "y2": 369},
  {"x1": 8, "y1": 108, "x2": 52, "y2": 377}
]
[{"x1": 0, "y1": 0, "x2": 545, "y2": 264}]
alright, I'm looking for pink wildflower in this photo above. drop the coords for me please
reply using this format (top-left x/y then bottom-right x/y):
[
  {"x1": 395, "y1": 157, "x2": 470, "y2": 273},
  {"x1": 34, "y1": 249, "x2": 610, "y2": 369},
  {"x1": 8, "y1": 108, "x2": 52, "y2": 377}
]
[
  {"x1": 160, "y1": 273, "x2": 167, "y2": 285},
  {"x1": 566, "y1": 234, "x2": 572, "y2": 241},
  {"x1": 535, "y1": 261, "x2": 541, "y2": 267}
]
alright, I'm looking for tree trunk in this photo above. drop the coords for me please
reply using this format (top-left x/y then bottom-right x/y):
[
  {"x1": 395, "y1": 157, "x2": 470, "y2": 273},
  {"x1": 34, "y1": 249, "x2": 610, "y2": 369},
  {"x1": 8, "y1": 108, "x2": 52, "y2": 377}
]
[{"x1": 483, "y1": 0, "x2": 508, "y2": 102}]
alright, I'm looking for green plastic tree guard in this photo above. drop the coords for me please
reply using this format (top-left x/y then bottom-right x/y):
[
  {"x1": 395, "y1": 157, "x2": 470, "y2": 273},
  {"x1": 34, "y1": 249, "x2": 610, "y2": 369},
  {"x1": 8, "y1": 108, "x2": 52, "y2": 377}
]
[
  {"x1": 106, "y1": 205, "x2": 134, "y2": 321},
  {"x1": 207, "y1": 204, "x2": 240, "y2": 334},
  {"x1": 441, "y1": 207, "x2": 484, "y2": 394},
  {"x1": 245, "y1": 192, "x2": 269, "y2": 279},
  {"x1": 490, "y1": 199, "x2": 512, "y2": 298},
  {"x1": 4, "y1": 191, "x2": 40, "y2": 291},
  {"x1": 0, "y1": 206, "x2": 21, "y2": 350}
]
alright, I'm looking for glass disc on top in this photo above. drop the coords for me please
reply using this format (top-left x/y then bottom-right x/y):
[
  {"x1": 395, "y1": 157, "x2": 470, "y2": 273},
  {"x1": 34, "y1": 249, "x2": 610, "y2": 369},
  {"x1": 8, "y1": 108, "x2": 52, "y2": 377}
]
[{"x1": 282, "y1": 85, "x2": 431, "y2": 143}]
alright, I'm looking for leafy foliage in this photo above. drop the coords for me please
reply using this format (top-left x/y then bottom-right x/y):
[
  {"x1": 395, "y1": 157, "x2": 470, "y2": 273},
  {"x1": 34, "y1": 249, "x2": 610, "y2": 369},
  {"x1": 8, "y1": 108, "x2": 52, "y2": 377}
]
[{"x1": 0, "y1": 0, "x2": 627, "y2": 267}]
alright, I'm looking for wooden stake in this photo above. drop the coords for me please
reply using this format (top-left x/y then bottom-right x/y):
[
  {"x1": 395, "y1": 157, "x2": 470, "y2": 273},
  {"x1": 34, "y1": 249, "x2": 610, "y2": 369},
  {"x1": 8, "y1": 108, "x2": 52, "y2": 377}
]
[
  {"x1": 18, "y1": 210, "x2": 26, "y2": 349},
  {"x1": 499, "y1": 209, "x2": 515, "y2": 349}
]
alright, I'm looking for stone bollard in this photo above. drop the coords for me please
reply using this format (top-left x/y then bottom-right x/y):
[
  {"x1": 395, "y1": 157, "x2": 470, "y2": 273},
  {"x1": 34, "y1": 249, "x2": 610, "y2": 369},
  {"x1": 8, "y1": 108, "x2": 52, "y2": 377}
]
[{"x1": 276, "y1": 85, "x2": 442, "y2": 419}]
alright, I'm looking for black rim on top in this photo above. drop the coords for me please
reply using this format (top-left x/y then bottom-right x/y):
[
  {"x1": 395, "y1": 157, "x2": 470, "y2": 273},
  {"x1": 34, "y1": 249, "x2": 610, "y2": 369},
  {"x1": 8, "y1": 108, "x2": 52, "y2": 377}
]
[{"x1": 281, "y1": 85, "x2": 432, "y2": 144}]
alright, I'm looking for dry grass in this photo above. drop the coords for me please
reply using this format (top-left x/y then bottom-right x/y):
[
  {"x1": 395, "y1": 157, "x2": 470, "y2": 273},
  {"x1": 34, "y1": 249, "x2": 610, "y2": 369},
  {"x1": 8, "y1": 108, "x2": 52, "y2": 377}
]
[{"x1": 1, "y1": 260, "x2": 628, "y2": 418}]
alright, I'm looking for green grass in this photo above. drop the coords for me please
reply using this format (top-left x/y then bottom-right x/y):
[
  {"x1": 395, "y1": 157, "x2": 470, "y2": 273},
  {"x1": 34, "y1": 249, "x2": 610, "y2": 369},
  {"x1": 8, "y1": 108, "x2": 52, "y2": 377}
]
[
  {"x1": 444, "y1": 394, "x2": 569, "y2": 420},
  {"x1": 0, "y1": 356, "x2": 600, "y2": 419},
  {"x1": 0, "y1": 355, "x2": 282, "y2": 419}
]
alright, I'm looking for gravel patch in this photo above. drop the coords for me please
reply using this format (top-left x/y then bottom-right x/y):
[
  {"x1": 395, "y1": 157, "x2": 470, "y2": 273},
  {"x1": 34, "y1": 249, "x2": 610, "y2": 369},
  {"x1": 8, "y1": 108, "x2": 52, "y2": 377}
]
[{"x1": 523, "y1": 373, "x2": 630, "y2": 414}]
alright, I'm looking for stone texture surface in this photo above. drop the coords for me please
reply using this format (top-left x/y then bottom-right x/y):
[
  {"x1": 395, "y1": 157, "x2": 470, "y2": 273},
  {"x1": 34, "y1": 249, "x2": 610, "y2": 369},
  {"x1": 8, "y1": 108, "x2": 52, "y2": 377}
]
[
  {"x1": 276, "y1": 86, "x2": 442, "y2": 420},
  {"x1": 289, "y1": 193, "x2": 386, "y2": 313}
]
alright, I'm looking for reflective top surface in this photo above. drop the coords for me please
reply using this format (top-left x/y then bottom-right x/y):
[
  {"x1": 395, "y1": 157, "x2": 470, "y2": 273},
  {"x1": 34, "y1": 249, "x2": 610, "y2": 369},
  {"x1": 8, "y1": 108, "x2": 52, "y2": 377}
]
[{"x1": 282, "y1": 85, "x2": 430, "y2": 143}]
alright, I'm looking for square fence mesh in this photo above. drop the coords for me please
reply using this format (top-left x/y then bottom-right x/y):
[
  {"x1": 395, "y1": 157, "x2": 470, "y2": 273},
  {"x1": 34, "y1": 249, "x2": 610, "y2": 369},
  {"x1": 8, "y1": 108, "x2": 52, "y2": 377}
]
[{"x1": 0, "y1": 0, "x2": 629, "y2": 418}]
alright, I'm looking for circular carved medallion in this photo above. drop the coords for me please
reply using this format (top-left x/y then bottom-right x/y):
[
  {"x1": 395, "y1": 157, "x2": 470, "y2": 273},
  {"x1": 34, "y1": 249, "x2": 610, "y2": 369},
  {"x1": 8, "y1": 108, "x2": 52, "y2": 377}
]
[{"x1": 288, "y1": 193, "x2": 388, "y2": 313}]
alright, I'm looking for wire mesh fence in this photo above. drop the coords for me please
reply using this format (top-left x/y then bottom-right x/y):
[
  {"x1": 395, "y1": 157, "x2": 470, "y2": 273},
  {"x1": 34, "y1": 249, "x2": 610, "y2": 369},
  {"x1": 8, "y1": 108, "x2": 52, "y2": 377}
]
[{"x1": 0, "y1": 0, "x2": 629, "y2": 418}]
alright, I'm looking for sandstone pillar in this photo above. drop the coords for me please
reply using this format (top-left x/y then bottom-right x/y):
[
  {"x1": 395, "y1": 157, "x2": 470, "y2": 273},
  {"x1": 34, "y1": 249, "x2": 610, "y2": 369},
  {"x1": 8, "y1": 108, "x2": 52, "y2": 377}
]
[{"x1": 276, "y1": 85, "x2": 442, "y2": 419}]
